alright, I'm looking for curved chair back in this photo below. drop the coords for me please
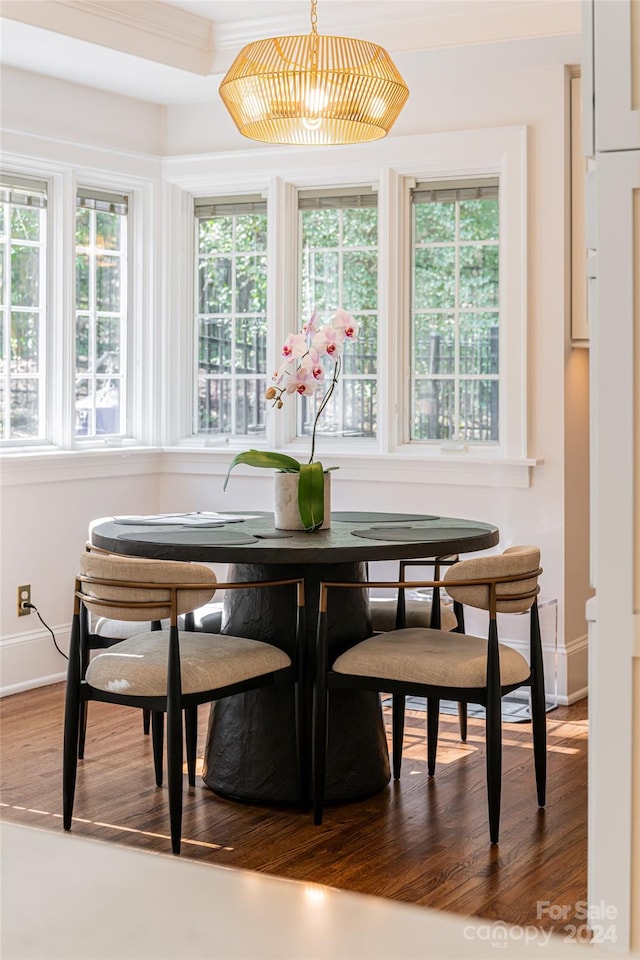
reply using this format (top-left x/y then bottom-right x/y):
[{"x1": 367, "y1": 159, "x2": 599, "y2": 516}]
[
  {"x1": 443, "y1": 545, "x2": 541, "y2": 614},
  {"x1": 78, "y1": 551, "x2": 217, "y2": 622}
]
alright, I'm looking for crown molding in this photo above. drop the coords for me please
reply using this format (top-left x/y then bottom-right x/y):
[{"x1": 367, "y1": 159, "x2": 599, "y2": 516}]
[
  {"x1": 1, "y1": 0, "x2": 216, "y2": 74},
  {"x1": 2, "y1": 0, "x2": 581, "y2": 77}
]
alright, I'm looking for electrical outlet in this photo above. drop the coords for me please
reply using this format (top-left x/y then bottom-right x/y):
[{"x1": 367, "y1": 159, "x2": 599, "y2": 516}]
[{"x1": 17, "y1": 584, "x2": 31, "y2": 617}]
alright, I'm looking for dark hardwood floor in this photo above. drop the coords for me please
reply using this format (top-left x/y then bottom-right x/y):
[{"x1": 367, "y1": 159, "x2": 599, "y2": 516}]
[{"x1": 0, "y1": 684, "x2": 588, "y2": 931}]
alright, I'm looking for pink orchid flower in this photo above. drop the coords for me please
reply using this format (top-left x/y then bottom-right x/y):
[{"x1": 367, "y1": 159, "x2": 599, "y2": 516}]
[
  {"x1": 281, "y1": 333, "x2": 308, "y2": 361},
  {"x1": 302, "y1": 310, "x2": 319, "y2": 343},
  {"x1": 300, "y1": 354, "x2": 325, "y2": 385},
  {"x1": 312, "y1": 325, "x2": 343, "y2": 359},
  {"x1": 332, "y1": 308, "x2": 358, "y2": 340},
  {"x1": 285, "y1": 365, "x2": 320, "y2": 396}
]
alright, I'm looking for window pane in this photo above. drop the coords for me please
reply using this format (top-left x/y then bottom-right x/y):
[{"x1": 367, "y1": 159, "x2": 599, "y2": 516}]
[
  {"x1": 198, "y1": 378, "x2": 232, "y2": 434},
  {"x1": 75, "y1": 379, "x2": 91, "y2": 436},
  {"x1": 10, "y1": 380, "x2": 39, "y2": 438},
  {"x1": 76, "y1": 209, "x2": 90, "y2": 247},
  {"x1": 96, "y1": 211, "x2": 121, "y2": 251},
  {"x1": 235, "y1": 255, "x2": 267, "y2": 314},
  {"x1": 411, "y1": 182, "x2": 500, "y2": 445},
  {"x1": 76, "y1": 254, "x2": 89, "y2": 310},
  {"x1": 415, "y1": 200, "x2": 455, "y2": 243},
  {"x1": 414, "y1": 247, "x2": 456, "y2": 309},
  {"x1": 11, "y1": 312, "x2": 39, "y2": 372},
  {"x1": 343, "y1": 207, "x2": 378, "y2": 247},
  {"x1": 412, "y1": 379, "x2": 455, "y2": 441},
  {"x1": 96, "y1": 255, "x2": 121, "y2": 311},
  {"x1": 459, "y1": 198, "x2": 499, "y2": 241},
  {"x1": 195, "y1": 204, "x2": 268, "y2": 437},
  {"x1": 235, "y1": 378, "x2": 266, "y2": 434},
  {"x1": 11, "y1": 246, "x2": 40, "y2": 307},
  {"x1": 342, "y1": 251, "x2": 377, "y2": 311},
  {"x1": 11, "y1": 207, "x2": 41, "y2": 242},
  {"x1": 96, "y1": 317, "x2": 121, "y2": 373},
  {"x1": 198, "y1": 318, "x2": 232, "y2": 375},
  {"x1": 95, "y1": 379, "x2": 121, "y2": 434},
  {"x1": 235, "y1": 317, "x2": 266, "y2": 374},
  {"x1": 459, "y1": 379, "x2": 499, "y2": 441},
  {"x1": 300, "y1": 250, "x2": 339, "y2": 312},
  {"x1": 199, "y1": 258, "x2": 232, "y2": 314},
  {"x1": 459, "y1": 245, "x2": 499, "y2": 308},
  {"x1": 413, "y1": 313, "x2": 455, "y2": 375},
  {"x1": 343, "y1": 315, "x2": 377, "y2": 375},
  {"x1": 459, "y1": 312, "x2": 499, "y2": 374},
  {"x1": 199, "y1": 216, "x2": 233, "y2": 254},
  {"x1": 75, "y1": 194, "x2": 127, "y2": 439},
  {"x1": 1, "y1": 185, "x2": 46, "y2": 442},
  {"x1": 301, "y1": 208, "x2": 339, "y2": 248},
  {"x1": 235, "y1": 214, "x2": 267, "y2": 252},
  {"x1": 300, "y1": 198, "x2": 379, "y2": 444},
  {"x1": 343, "y1": 378, "x2": 377, "y2": 437},
  {"x1": 76, "y1": 313, "x2": 90, "y2": 373}
]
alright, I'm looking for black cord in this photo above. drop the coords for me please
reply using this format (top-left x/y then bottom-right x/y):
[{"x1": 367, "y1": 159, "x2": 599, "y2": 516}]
[{"x1": 23, "y1": 602, "x2": 68, "y2": 661}]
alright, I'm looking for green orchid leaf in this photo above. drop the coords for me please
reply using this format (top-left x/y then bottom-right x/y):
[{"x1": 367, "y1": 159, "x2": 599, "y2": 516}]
[
  {"x1": 298, "y1": 461, "x2": 325, "y2": 532},
  {"x1": 223, "y1": 450, "x2": 301, "y2": 491}
]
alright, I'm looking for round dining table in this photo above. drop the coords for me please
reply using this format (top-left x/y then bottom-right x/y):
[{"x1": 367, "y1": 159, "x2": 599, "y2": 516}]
[{"x1": 91, "y1": 511, "x2": 499, "y2": 805}]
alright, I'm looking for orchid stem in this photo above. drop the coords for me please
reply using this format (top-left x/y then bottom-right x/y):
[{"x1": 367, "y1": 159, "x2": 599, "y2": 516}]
[{"x1": 309, "y1": 357, "x2": 341, "y2": 464}]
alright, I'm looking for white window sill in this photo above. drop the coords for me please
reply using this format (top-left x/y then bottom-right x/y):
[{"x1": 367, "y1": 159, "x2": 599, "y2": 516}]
[{"x1": 1, "y1": 444, "x2": 541, "y2": 489}]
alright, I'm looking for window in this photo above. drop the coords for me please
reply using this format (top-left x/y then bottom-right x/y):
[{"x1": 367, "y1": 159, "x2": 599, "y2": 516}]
[
  {"x1": 299, "y1": 188, "x2": 378, "y2": 440},
  {"x1": 194, "y1": 196, "x2": 267, "y2": 437},
  {"x1": 0, "y1": 175, "x2": 47, "y2": 442},
  {"x1": 410, "y1": 179, "x2": 500, "y2": 444},
  {"x1": 75, "y1": 188, "x2": 128, "y2": 438}
]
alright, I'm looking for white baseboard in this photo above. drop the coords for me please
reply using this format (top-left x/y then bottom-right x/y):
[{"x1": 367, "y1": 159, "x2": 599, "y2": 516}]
[{"x1": 0, "y1": 624, "x2": 70, "y2": 698}]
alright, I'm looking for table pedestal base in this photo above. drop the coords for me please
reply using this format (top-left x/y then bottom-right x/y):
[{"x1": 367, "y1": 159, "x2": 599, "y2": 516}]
[{"x1": 202, "y1": 561, "x2": 391, "y2": 804}]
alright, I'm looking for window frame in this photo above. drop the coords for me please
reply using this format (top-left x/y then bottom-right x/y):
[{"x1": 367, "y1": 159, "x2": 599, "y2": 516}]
[
  {"x1": 0, "y1": 173, "x2": 49, "y2": 446},
  {"x1": 165, "y1": 126, "x2": 535, "y2": 488}
]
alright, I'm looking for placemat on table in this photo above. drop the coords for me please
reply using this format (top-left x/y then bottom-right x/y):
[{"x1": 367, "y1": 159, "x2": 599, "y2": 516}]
[
  {"x1": 117, "y1": 530, "x2": 258, "y2": 546},
  {"x1": 350, "y1": 525, "x2": 485, "y2": 542},
  {"x1": 332, "y1": 511, "x2": 439, "y2": 523}
]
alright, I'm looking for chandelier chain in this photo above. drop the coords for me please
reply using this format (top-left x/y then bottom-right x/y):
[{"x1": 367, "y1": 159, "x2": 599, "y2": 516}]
[{"x1": 310, "y1": 0, "x2": 318, "y2": 36}]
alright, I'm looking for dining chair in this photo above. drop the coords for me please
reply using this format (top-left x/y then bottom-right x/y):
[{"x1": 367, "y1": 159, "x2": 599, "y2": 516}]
[
  {"x1": 63, "y1": 550, "x2": 305, "y2": 854},
  {"x1": 312, "y1": 545, "x2": 545, "y2": 843}
]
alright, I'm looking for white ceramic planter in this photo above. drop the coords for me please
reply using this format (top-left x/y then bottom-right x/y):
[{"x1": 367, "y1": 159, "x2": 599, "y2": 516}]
[{"x1": 274, "y1": 470, "x2": 331, "y2": 530}]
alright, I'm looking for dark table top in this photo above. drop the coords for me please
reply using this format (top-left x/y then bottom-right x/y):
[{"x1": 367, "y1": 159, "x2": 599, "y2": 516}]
[{"x1": 91, "y1": 511, "x2": 499, "y2": 565}]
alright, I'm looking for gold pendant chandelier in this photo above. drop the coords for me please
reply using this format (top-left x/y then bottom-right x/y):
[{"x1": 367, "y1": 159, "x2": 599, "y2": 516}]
[{"x1": 219, "y1": 0, "x2": 409, "y2": 146}]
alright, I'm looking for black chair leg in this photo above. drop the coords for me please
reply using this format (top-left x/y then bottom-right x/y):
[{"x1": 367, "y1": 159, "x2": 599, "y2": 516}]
[
  {"x1": 63, "y1": 618, "x2": 82, "y2": 831},
  {"x1": 185, "y1": 706, "x2": 198, "y2": 788},
  {"x1": 152, "y1": 711, "x2": 164, "y2": 787},
  {"x1": 457, "y1": 702, "x2": 468, "y2": 742},
  {"x1": 486, "y1": 620, "x2": 502, "y2": 843},
  {"x1": 294, "y1": 680, "x2": 308, "y2": 810},
  {"x1": 312, "y1": 687, "x2": 328, "y2": 825},
  {"x1": 166, "y1": 626, "x2": 183, "y2": 855},
  {"x1": 78, "y1": 701, "x2": 88, "y2": 759},
  {"x1": 427, "y1": 697, "x2": 440, "y2": 776},
  {"x1": 392, "y1": 694, "x2": 405, "y2": 780},
  {"x1": 530, "y1": 603, "x2": 547, "y2": 807},
  {"x1": 143, "y1": 708, "x2": 151, "y2": 735},
  {"x1": 486, "y1": 699, "x2": 502, "y2": 844},
  {"x1": 452, "y1": 602, "x2": 468, "y2": 741}
]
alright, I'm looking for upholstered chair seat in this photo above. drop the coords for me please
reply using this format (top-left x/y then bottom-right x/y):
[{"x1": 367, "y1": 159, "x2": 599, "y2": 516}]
[
  {"x1": 333, "y1": 628, "x2": 531, "y2": 689},
  {"x1": 86, "y1": 631, "x2": 291, "y2": 697}
]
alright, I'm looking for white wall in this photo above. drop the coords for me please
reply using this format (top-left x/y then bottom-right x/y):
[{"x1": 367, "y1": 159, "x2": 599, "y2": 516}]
[{"x1": 0, "y1": 39, "x2": 589, "y2": 701}]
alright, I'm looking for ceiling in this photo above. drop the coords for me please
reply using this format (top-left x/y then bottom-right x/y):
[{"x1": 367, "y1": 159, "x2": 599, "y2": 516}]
[{"x1": 0, "y1": 0, "x2": 582, "y2": 105}]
